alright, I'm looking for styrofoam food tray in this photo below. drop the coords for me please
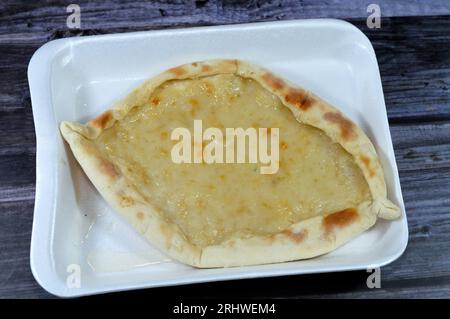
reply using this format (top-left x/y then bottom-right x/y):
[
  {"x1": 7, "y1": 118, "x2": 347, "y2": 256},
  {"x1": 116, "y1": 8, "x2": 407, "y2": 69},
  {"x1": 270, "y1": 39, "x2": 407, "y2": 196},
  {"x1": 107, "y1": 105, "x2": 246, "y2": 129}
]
[{"x1": 28, "y1": 19, "x2": 408, "y2": 297}]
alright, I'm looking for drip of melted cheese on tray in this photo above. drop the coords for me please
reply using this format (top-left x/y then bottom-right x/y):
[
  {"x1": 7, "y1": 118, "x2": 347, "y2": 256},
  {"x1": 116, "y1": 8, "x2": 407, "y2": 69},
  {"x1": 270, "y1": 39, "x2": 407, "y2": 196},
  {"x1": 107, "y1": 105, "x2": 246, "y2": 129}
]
[{"x1": 95, "y1": 74, "x2": 371, "y2": 247}]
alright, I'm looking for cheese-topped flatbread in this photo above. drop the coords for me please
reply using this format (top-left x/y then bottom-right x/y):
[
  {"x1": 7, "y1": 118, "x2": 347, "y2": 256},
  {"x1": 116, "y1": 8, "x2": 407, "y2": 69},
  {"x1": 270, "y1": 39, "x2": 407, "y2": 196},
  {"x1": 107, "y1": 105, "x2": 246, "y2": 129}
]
[{"x1": 60, "y1": 60, "x2": 400, "y2": 267}]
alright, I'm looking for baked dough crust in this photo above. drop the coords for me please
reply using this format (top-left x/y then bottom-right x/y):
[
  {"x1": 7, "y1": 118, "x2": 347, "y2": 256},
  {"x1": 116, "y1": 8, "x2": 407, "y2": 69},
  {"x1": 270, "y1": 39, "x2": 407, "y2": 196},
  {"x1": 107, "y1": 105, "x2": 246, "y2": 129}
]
[{"x1": 60, "y1": 59, "x2": 400, "y2": 268}]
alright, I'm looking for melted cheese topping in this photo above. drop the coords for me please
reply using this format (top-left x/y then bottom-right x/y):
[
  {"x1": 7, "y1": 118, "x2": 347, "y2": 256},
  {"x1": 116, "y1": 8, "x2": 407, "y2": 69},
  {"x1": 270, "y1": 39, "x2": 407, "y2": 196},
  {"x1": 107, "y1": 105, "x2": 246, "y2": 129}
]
[{"x1": 95, "y1": 74, "x2": 371, "y2": 247}]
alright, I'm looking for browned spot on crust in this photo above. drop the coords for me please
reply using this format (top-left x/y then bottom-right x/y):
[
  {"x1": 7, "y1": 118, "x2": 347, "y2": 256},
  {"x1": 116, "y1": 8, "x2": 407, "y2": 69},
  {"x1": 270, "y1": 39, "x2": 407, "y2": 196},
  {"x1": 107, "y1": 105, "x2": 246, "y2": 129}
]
[
  {"x1": 120, "y1": 196, "x2": 134, "y2": 207},
  {"x1": 285, "y1": 89, "x2": 314, "y2": 111},
  {"x1": 151, "y1": 96, "x2": 160, "y2": 106},
  {"x1": 99, "y1": 159, "x2": 118, "y2": 179},
  {"x1": 201, "y1": 80, "x2": 215, "y2": 95},
  {"x1": 360, "y1": 155, "x2": 375, "y2": 177},
  {"x1": 169, "y1": 66, "x2": 187, "y2": 77},
  {"x1": 300, "y1": 94, "x2": 314, "y2": 110},
  {"x1": 282, "y1": 229, "x2": 307, "y2": 243},
  {"x1": 280, "y1": 141, "x2": 288, "y2": 150},
  {"x1": 192, "y1": 62, "x2": 198, "y2": 67},
  {"x1": 189, "y1": 98, "x2": 199, "y2": 107},
  {"x1": 323, "y1": 112, "x2": 356, "y2": 140},
  {"x1": 189, "y1": 98, "x2": 199, "y2": 116},
  {"x1": 136, "y1": 211, "x2": 145, "y2": 220},
  {"x1": 323, "y1": 208, "x2": 358, "y2": 233},
  {"x1": 90, "y1": 111, "x2": 112, "y2": 129},
  {"x1": 201, "y1": 64, "x2": 212, "y2": 72},
  {"x1": 160, "y1": 131, "x2": 168, "y2": 140},
  {"x1": 196, "y1": 198, "x2": 206, "y2": 208},
  {"x1": 228, "y1": 95, "x2": 237, "y2": 103},
  {"x1": 262, "y1": 73, "x2": 286, "y2": 90}
]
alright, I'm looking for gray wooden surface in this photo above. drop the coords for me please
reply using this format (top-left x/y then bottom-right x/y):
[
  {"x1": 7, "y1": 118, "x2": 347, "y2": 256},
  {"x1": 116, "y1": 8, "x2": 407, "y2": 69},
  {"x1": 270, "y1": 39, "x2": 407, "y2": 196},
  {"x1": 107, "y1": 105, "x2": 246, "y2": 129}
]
[{"x1": 0, "y1": 0, "x2": 449, "y2": 299}]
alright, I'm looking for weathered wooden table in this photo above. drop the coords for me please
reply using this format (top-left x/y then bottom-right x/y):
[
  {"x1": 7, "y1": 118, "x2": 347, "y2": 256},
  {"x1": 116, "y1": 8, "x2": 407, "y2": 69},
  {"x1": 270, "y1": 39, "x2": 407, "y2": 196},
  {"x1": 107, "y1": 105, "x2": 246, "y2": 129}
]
[{"x1": 1, "y1": 1, "x2": 449, "y2": 298}]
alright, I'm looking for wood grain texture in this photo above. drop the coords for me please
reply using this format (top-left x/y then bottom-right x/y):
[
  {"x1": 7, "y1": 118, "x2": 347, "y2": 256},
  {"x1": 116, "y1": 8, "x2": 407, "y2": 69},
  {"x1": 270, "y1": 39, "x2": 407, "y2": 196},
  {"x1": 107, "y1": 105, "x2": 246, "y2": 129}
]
[
  {"x1": 0, "y1": 1, "x2": 449, "y2": 299},
  {"x1": 351, "y1": 18, "x2": 450, "y2": 122},
  {"x1": 1, "y1": 0, "x2": 450, "y2": 36}
]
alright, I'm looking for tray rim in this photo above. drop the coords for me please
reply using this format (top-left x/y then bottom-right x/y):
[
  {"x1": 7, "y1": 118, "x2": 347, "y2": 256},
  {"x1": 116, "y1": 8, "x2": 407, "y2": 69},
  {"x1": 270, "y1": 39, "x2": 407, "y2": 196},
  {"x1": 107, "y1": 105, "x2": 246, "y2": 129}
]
[{"x1": 28, "y1": 18, "x2": 409, "y2": 297}]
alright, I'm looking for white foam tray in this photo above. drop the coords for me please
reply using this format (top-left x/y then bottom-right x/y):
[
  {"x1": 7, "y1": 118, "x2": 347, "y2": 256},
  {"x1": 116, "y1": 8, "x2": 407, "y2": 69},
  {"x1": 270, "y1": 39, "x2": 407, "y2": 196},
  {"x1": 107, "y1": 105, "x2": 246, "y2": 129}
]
[{"x1": 28, "y1": 19, "x2": 408, "y2": 297}]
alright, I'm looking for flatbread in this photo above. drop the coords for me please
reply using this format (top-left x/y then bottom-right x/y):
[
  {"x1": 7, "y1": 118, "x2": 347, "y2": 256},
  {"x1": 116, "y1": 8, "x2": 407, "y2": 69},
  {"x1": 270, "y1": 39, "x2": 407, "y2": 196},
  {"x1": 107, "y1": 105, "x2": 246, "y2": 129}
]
[{"x1": 60, "y1": 59, "x2": 401, "y2": 268}]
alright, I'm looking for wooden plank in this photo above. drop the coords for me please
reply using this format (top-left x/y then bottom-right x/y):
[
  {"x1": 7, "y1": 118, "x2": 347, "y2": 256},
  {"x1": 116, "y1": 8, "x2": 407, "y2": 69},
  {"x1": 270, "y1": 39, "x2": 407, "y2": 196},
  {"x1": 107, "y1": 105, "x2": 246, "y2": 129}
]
[
  {"x1": 0, "y1": 0, "x2": 449, "y2": 36},
  {"x1": 249, "y1": 0, "x2": 450, "y2": 24},
  {"x1": 352, "y1": 17, "x2": 450, "y2": 122},
  {"x1": 1, "y1": 16, "x2": 449, "y2": 121},
  {"x1": 0, "y1": 201, "x2": 51, "y2": 299},
  {"x1": 0, "y1": 7, "x2": 449, "y2": 297}
]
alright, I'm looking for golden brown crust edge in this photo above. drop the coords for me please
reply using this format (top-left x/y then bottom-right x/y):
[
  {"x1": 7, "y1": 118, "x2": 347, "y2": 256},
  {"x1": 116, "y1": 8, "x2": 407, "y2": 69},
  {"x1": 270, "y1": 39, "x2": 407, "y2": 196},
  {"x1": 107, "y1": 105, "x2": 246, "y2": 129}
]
[
  {"x1": 60, "y1": 59, "x2": 401, "y2": 268},
  {"x1": 236, "y1": 61, "x2": 400, "y2": 220}
]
